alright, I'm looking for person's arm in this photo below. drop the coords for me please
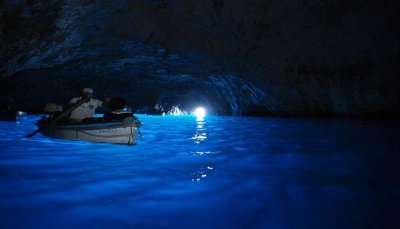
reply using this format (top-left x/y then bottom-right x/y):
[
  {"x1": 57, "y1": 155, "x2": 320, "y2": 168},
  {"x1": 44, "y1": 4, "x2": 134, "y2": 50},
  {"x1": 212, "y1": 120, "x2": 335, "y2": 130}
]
[
  {"x1": 95, "y1": 99, "x2": 103, "y2": 108},
  {"x1": 65, "y1": 97, "x2": 87, "y2": 113},
  {"x1": 69, "y1": 97, "x2": 79, "y2": 104}
]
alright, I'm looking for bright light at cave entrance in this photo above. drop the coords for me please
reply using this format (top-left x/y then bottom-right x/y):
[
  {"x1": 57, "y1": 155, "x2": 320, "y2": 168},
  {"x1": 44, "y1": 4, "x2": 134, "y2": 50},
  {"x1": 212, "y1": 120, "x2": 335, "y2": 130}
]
[{"x1": 193, "y1": 107, "x2": 206, "y2": 119}]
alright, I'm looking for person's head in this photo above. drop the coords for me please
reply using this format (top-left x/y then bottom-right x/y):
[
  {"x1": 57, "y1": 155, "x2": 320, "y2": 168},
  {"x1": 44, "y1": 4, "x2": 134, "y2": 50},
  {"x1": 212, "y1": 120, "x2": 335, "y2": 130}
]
[
  {"x1": 81, "y1": 88, "x2": 94, "y2": 99},
  {"x1": 108, "y1": 97, "x2": 127, "y2": 111}
]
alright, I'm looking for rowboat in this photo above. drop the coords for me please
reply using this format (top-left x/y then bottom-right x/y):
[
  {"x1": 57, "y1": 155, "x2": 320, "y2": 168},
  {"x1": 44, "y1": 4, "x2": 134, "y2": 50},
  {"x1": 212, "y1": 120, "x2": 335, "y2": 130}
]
[{"x1": 37, "y1": 117, "x2": 140, "y2": 145}]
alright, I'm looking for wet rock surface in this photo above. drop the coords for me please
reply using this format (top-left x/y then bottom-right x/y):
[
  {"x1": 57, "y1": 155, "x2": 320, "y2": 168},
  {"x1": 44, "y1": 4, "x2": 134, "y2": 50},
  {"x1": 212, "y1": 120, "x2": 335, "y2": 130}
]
[{"x1": 1, "y1": 0, "x2": 399, "y2": 116}]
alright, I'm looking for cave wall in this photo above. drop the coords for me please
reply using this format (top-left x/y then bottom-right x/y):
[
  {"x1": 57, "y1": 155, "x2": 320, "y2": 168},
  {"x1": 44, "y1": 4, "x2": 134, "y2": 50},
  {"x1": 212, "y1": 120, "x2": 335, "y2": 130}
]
[{"x1": 1, "y1": 0, "x2": 399, "y2": 115}]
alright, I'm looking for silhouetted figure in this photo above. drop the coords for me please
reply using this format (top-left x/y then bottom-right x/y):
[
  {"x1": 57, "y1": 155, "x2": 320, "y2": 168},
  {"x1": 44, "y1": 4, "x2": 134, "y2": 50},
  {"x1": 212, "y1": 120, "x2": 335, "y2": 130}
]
[{"x1": 104, "y1": 97, "x2": 133, "y2": 120}]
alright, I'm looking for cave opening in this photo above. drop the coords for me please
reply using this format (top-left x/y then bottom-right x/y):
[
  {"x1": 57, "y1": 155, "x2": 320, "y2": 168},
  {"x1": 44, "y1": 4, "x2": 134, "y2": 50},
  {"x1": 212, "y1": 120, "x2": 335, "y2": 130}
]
[{"x1": 0, "y1": 1, "x2": 399, "y2": 228}]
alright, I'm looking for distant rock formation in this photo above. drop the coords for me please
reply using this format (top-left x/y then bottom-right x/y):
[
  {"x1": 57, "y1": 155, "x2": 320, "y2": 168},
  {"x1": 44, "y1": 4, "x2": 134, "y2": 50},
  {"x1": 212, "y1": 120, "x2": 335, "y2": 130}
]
[{"x1": 1, "y1": 0, "x2": 399, "y2": 116}]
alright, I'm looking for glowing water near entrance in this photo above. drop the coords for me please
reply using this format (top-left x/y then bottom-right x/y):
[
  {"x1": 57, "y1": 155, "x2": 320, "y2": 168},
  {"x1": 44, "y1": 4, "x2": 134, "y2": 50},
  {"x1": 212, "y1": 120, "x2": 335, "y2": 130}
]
[{"x1": 0, "y1": 115, "x2": 399, "y2": 228}]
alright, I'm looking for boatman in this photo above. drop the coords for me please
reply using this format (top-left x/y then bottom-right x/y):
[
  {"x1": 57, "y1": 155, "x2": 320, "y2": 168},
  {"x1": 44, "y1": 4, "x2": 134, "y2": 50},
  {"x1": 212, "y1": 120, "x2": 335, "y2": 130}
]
[{"x1": 68, "y1": 88, "x2": 103, "y2": 122}]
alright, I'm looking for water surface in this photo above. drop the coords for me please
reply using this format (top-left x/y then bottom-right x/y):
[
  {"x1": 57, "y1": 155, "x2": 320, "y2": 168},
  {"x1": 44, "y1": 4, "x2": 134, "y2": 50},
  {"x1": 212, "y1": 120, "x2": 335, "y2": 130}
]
[{"x1": 0, "y1": 115, "x2": 399, "y2": 228}]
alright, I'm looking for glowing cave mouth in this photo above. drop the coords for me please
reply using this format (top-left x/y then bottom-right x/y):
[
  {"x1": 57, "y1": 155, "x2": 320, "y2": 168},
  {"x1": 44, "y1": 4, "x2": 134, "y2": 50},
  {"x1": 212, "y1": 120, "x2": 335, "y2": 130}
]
[{"x1": 193, "y1": 107, "x2": 206, "y2": 119}]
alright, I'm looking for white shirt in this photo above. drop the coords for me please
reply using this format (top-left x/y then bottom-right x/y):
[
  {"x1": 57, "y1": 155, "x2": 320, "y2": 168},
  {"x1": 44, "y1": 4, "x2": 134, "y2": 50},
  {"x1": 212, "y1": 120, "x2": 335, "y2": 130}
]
[{"x1": 69, "y1": 97, "x2": 103, "y2": 121}]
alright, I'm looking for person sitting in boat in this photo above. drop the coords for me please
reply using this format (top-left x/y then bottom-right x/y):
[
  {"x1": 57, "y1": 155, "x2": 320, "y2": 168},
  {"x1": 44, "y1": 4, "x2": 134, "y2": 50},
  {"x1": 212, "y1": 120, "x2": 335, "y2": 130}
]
[
  {"x1": 68, "y1": 88, "x2": 103, "y2": 122},
  {"x1": 103, "y1": 97, "x2": 133, "y2": 120}
]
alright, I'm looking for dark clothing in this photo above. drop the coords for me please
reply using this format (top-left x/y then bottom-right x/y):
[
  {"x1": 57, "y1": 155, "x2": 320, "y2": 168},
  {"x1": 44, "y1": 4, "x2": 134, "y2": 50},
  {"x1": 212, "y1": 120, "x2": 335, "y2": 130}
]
[{"x1": 104, "y1": 112, "x2": 133, "y2": 120}]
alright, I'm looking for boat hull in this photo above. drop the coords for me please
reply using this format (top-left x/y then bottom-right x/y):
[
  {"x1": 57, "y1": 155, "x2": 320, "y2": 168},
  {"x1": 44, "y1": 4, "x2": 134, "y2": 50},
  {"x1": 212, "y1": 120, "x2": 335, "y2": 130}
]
[{"x1": 40, "y1": 122, "x2": 138, "y2": 145}]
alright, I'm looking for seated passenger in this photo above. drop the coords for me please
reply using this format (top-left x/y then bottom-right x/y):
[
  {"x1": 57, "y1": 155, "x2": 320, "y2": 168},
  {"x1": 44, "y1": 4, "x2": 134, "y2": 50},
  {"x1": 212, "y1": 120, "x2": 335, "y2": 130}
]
[
  {"x1": 103, "y1": 97, "x2": 133, "y2": 120},
  {"x1": 68, "y1": 88, "x2": 103, "y2": 122}
]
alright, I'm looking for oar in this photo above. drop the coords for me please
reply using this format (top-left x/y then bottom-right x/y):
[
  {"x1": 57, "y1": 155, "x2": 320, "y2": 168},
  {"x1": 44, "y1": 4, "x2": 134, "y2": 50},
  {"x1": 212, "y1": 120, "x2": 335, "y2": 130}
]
[{"x1": 25, "y1": 97, "x2": 90, "y2": 138}]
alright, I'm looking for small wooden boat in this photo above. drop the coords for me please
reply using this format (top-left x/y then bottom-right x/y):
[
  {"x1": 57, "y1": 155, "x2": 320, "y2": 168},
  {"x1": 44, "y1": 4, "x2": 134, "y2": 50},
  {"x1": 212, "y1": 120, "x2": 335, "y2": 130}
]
[{"x1": 37, "y1": 116, "x2": 141, "y2": 145}]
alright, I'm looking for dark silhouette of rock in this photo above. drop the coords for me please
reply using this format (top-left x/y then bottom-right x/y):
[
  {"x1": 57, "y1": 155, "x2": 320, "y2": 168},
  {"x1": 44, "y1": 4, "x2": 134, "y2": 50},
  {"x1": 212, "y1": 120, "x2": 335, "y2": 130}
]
[
  {"x1": 0, "y1": 96, "x2": 16, "y2": 121},
  {"x1": 1, "y1": 0, "x2": 399, "y2": 116}
]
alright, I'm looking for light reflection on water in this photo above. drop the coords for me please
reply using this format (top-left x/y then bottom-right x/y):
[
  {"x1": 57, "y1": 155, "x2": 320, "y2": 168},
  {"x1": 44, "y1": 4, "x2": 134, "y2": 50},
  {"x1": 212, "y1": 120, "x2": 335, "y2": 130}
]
[
  {"x1": 192, "y1": 118, "x2": 207, "y2": 144},
  {"x1": 0, "y1": 115, "x2": 399, "y2": 228}
]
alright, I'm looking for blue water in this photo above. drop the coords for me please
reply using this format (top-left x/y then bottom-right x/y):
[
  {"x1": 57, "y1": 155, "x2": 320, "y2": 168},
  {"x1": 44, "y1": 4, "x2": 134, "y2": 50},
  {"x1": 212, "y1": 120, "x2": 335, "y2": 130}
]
[{"x1": 0, "y1": 115, "x2": 399, "y2": 229}]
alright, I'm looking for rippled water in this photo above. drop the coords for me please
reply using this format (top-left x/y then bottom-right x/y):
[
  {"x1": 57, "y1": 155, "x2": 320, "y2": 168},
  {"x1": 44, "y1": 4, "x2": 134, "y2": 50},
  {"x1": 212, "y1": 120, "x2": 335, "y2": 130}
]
[{"x1": 0, "y1": 115, "x2": 399, "y2": 228}]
